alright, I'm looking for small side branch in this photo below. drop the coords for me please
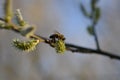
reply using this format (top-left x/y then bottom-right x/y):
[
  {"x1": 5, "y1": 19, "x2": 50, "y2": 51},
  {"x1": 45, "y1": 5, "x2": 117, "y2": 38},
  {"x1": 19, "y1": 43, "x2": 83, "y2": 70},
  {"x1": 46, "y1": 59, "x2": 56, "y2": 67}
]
[{"x1": 93, "y1": 23, "x2": 100, "y2": 51}]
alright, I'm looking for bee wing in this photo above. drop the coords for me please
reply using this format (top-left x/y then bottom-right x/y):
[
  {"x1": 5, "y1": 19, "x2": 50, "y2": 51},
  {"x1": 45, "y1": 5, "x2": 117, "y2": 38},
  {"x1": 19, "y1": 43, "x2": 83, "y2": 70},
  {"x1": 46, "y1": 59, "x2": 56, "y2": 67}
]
[{"x1": 54, "y1": 30, "x2": 60, "y2": 34}]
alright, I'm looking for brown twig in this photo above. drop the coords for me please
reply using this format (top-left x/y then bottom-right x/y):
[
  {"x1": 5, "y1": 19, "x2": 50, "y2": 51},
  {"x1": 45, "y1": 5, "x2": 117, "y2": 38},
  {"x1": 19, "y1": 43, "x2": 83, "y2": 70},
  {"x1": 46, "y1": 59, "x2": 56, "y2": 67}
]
[{"x1": 65, "y1": 43, "x2": 120, "y2": 60}]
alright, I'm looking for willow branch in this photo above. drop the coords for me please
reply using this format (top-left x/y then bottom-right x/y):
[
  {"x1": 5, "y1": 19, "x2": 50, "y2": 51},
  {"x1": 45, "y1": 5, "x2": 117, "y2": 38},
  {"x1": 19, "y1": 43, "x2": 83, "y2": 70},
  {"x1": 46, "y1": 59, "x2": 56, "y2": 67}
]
[{"x1": 0, "y1": 18, "x2": 120, "y2": 60}]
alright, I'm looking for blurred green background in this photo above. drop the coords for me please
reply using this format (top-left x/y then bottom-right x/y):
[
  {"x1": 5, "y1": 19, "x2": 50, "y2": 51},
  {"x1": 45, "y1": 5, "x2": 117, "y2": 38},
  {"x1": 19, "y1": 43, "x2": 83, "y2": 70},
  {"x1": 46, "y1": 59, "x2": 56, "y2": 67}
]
[{"x1": 0, "y1": 0, "x2": 120, "y2": 80}]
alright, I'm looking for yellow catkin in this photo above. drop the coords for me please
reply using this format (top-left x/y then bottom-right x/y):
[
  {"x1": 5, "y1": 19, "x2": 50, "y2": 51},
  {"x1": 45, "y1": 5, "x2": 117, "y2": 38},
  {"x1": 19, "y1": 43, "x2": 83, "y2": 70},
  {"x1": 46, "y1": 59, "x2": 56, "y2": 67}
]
[{"x1": 55, "y1": 39, "x2": 66, "y2": 54}]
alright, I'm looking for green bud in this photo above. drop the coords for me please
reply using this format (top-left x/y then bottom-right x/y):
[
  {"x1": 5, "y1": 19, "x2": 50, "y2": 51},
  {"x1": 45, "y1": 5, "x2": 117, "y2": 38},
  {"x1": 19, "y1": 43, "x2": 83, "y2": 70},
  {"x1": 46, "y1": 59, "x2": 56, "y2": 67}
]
[
  {"x1": 94, "y1": 7, "x2": 100, "y2": 23},
  {"x1": 87, "y1": 26, "x2": 94, "y2": 36}
]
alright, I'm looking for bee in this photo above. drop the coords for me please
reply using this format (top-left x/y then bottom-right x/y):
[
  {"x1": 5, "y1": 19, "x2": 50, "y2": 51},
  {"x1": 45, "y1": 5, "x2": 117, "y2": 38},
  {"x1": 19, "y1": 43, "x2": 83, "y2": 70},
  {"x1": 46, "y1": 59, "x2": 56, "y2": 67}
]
[
  {"x1": 49, "y1": 31, "x2": 66, "y2": 53},
  {"x1": 49, "y1": 31, "x2": 65, "y2": 41}
]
